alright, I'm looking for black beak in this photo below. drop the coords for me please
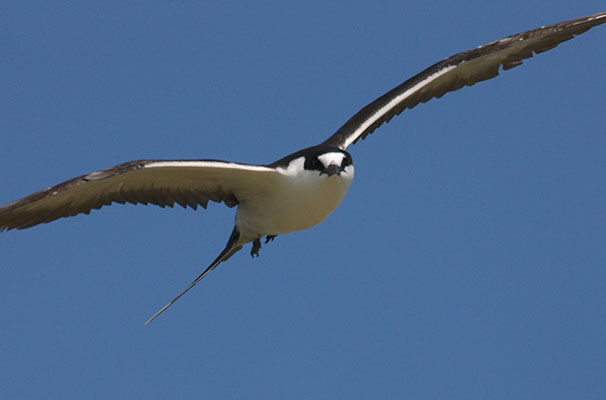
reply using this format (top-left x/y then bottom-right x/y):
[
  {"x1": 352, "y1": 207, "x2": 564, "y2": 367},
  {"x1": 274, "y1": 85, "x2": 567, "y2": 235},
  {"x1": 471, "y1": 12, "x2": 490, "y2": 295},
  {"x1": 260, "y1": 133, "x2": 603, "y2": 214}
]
[{"x1": 322, "y1": 164, "x2": 344, "y2": 177}]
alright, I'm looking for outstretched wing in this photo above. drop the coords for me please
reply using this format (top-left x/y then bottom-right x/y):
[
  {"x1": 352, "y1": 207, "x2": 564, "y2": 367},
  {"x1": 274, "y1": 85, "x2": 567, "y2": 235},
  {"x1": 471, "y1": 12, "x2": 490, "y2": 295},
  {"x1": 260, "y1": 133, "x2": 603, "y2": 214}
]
[
  {"x1": 323, "y1": 12, "x2": 606, "y2": 150},
  {"x1": 0, "y1": 159, "x2": 279, "y2": 231}
]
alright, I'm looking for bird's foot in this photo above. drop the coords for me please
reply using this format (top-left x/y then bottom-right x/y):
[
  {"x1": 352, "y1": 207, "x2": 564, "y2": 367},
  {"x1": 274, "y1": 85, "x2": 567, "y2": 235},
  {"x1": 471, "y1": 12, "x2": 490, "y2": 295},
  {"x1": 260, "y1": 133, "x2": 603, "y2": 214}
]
[
  {"x1": 250, "y1": 235, "x2": 277, "y2": 257},
  {"x1": 250, "y1": 238, "x2": 261, "y2": 258}
]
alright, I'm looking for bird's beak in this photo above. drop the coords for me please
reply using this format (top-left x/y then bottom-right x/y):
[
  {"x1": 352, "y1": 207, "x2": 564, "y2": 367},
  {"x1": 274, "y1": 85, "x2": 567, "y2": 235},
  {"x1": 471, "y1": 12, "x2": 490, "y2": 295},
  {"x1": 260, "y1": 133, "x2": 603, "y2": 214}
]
[{"x1": 322, "y1": 164, "x2": 344, "y2": 177}]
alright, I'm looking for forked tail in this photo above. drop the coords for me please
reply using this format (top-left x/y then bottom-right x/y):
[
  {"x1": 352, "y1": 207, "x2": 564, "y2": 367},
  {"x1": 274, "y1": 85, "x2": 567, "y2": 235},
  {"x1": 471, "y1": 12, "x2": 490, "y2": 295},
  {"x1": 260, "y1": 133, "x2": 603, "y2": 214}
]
[{"x1": 144, "y1": 227, "x2": 242, "y2": 324}]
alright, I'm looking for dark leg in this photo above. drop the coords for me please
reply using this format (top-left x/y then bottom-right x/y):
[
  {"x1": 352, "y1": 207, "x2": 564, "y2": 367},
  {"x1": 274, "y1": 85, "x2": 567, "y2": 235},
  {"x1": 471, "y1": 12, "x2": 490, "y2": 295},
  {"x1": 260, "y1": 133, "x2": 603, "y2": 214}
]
[
  {"x1": 250, "y1": 235, "x2": 277, "y2": 257},
  {"x1": 251, "y1": 238, "x2": 262, "y2": 257}
]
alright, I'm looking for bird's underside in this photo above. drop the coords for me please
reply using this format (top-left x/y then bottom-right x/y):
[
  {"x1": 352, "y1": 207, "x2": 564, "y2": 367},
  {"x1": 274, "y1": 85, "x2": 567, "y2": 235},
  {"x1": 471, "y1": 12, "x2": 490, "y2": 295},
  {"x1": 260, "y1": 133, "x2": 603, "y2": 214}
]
[{"x1": 1, "y1": 12, "x2": 604, "y2": 323}]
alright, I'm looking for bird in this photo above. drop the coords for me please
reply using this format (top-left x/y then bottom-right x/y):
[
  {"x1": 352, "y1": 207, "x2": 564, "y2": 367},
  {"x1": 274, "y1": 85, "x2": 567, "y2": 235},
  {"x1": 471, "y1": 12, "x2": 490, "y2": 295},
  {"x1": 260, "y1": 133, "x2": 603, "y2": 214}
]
[{"x1": 1, "y1": 12, "x2": 604, "y2": 324}]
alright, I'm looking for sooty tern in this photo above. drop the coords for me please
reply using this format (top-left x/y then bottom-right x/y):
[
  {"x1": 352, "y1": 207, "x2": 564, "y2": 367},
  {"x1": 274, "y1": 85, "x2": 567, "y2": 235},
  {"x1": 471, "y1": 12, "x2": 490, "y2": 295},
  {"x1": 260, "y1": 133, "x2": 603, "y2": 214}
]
[{"x1": 1, "y1": 13, "x2": 604, "y2": 323}]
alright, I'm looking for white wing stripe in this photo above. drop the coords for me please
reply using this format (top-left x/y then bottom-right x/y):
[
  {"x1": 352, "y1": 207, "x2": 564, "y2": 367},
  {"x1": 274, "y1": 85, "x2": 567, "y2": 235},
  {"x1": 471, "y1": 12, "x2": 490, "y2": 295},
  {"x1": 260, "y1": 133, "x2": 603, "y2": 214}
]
[
  {"x1": 341, "y1": 64, "x2": 456, "y2": 148},
  {"x1": 144, "y1": 160, "x2": 274, "y2": 172}
]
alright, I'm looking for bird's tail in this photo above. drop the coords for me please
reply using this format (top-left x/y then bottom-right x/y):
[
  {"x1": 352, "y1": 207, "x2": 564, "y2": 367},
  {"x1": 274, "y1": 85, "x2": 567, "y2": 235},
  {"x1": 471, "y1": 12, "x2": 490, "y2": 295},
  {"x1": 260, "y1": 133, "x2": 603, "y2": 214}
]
[{"x1": 144, "y1": 227, "x2": 242, "y2": 324}]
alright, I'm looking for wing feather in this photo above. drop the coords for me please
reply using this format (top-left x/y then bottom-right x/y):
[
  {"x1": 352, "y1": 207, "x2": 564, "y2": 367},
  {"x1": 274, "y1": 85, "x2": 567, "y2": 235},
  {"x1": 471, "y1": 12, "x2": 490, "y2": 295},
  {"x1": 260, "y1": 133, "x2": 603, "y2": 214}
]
[
  {"x1": 323, "y1": 12, "x2": 606, "y2": 149},
  {"x1": 0, "y1": 159, "x2": 278, "y2": 231}
]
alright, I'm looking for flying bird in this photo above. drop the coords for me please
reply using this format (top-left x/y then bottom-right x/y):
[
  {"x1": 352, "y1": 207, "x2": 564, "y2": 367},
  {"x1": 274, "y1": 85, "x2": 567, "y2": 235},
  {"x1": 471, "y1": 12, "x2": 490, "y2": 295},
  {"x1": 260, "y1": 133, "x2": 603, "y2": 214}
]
[{"x1": 1, "y1": 13, "x2": 604, "y2": 324}]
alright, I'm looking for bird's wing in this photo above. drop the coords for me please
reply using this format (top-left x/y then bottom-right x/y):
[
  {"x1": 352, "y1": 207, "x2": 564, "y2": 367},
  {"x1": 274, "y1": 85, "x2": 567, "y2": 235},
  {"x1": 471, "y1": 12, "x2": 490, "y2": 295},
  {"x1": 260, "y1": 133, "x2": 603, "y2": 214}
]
[
  {"x1": 323, "y1": 12, "x2": 606, "y2": 150},
  {"x1": 0, "y1": 159, "x2": 280, "y2": 231}
]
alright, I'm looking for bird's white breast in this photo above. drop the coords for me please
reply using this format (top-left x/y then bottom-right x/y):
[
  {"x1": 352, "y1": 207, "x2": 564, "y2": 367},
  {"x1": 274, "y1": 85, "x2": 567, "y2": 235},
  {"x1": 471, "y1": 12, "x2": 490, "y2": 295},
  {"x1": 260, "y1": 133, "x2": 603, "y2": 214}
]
[{"x1": 235, "y1": 157, "x2": 354, "y2": 241}]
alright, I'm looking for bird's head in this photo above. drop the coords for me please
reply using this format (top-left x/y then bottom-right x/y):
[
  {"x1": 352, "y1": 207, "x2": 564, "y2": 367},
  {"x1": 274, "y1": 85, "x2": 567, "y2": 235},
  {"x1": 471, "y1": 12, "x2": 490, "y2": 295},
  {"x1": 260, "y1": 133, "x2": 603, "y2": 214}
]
[{"x1": 305, "y1": 149, "x2": 353, "y2": 177}]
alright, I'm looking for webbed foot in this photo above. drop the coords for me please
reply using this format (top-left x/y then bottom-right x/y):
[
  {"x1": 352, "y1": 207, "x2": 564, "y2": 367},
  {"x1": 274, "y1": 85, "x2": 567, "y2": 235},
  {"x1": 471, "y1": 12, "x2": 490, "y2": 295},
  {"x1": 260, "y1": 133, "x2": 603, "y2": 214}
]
[
  {"x1": 251, "y1": 238, "x2": 262, "y2": 257},
  {"x1": 250, "y1": 235, "x2": 277, "y2": 257}
]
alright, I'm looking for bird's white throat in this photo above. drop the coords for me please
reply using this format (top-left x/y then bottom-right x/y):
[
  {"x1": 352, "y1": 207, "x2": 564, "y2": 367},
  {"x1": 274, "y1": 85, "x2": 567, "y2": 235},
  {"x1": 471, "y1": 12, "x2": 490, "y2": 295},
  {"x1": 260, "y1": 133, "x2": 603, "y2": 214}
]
[{"x1": 235, "y1": 156, "x2": 354, "y2": 241}]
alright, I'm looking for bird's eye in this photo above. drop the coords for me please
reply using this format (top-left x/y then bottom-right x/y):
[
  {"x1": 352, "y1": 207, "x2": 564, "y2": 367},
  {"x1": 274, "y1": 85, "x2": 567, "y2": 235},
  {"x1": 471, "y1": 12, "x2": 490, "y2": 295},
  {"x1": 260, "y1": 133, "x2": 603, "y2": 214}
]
[
  {"x1": 343, "y1": 155, "x2": 351, "y2": 166},
  {"x1": 308, "y1": 157, "x2": 322, "y2": 170},
  {"x1": 304, "y1": 156, "x2": 324, "y2": 171}
]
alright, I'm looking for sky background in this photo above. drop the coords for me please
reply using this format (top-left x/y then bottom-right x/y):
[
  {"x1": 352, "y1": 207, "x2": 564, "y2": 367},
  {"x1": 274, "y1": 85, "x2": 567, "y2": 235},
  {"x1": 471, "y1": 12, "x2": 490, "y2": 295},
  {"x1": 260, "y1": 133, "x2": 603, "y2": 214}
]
[{"x1": 1, "y1": 1, "x2": 605, "y2": 399}]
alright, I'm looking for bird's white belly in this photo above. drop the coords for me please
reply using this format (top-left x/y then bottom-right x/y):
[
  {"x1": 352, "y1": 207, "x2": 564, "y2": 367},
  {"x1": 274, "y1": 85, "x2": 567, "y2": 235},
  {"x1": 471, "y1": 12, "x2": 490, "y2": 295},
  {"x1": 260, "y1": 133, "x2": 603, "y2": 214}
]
[{"x1": 235, "y1": 165, "x2": 354, "y2": 241}]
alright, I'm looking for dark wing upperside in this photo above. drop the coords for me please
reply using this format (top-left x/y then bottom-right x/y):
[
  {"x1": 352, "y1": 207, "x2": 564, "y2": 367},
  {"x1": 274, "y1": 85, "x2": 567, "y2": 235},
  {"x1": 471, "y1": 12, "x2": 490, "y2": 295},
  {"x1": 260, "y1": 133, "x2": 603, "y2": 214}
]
[
  {"x1": 323, "y1": 12, "x2": 606, "y2": 150},
  {"x1": 0, "y1": 159, "x2": 279, "y2": 231}
]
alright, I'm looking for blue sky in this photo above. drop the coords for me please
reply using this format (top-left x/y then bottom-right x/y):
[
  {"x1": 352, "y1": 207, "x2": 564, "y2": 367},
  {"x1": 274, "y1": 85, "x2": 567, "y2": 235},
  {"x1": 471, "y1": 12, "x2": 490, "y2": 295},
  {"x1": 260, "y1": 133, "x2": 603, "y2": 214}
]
[{"x1": 1, "y1": 1, "x2": 605, "y2": 399}]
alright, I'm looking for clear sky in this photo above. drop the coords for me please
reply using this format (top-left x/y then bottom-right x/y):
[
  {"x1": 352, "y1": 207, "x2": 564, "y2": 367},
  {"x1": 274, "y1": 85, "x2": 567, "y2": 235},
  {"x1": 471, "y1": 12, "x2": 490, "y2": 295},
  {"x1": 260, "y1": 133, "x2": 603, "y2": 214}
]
[{"x1": 1, "y1": 1, "x2": 605, "y2": 399}]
